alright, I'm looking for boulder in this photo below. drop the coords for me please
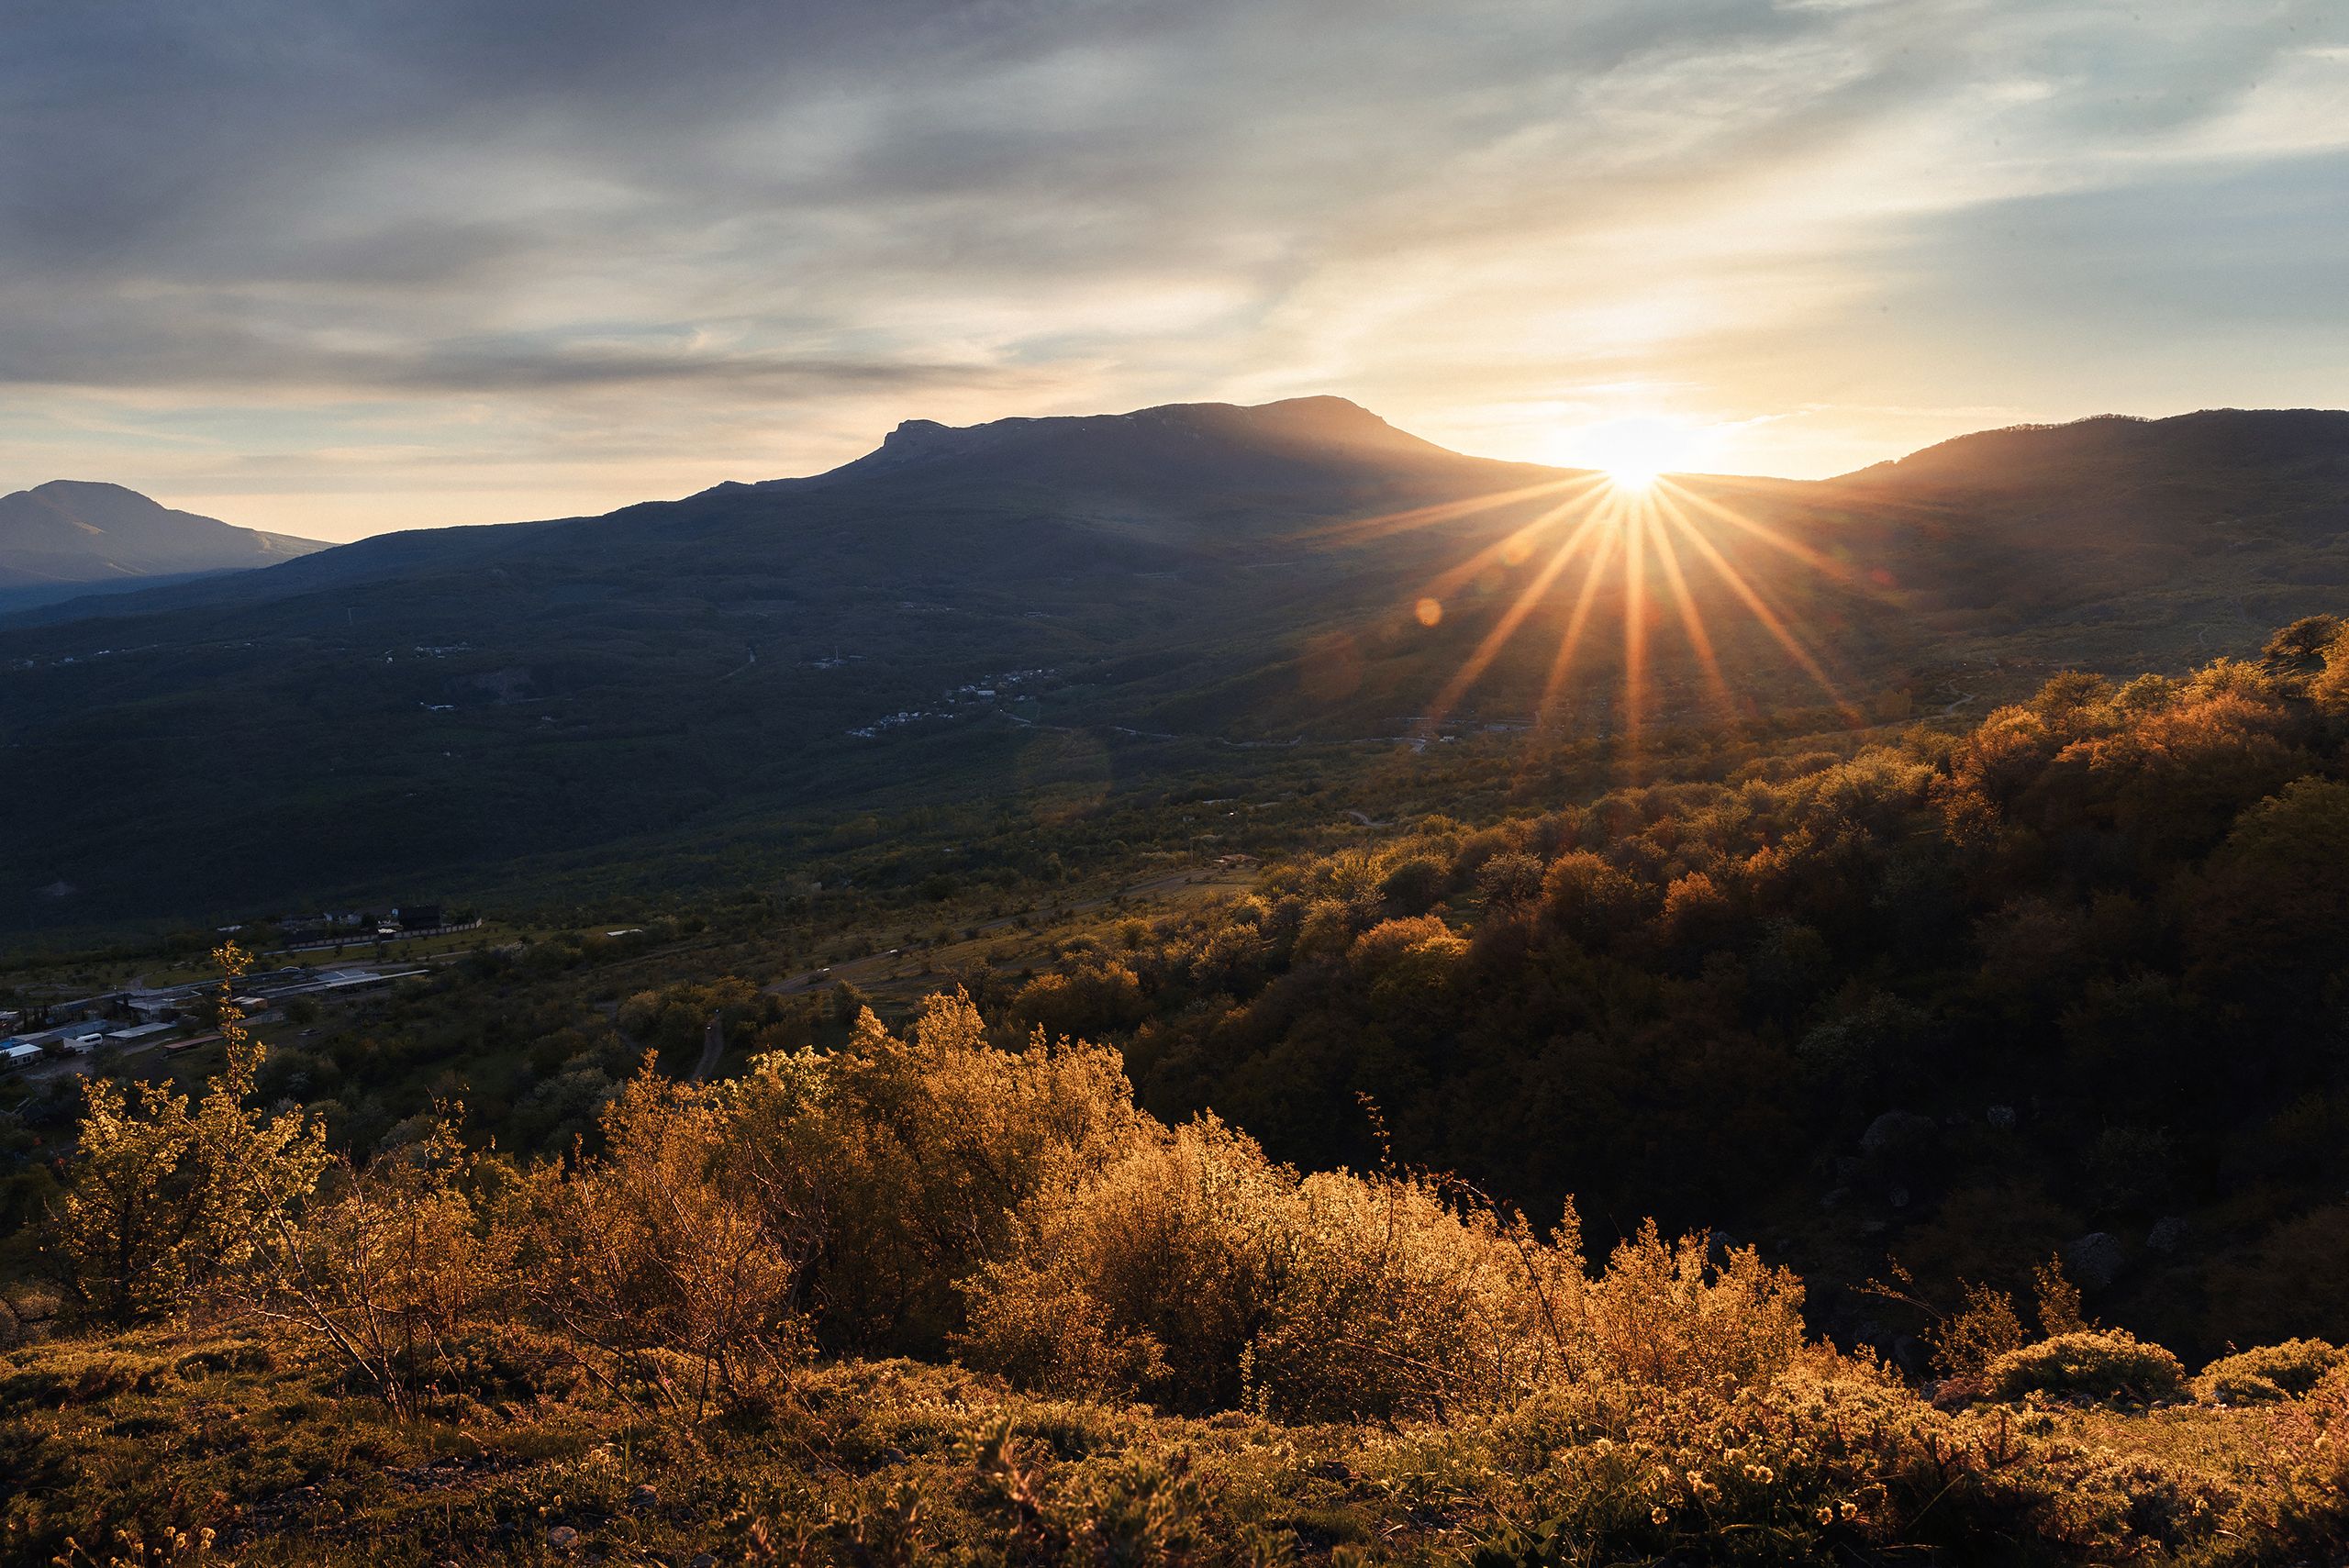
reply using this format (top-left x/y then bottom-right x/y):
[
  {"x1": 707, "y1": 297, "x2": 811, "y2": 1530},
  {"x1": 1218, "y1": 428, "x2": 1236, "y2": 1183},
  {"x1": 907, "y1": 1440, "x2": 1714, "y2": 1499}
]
[
  {"x1": 2065, "y1": 1231, "x2": 2127, "y2": 1290},
  {"x1": 1861, "y1": 1110, "x2": 1939, "y2": 1156},
  {"x1": 1987, "y1": 1105, "x2": 2017, "y2": 1130},
  {"x1": 2146, "y1": 1216, "x2": 2188, "y2": 1253}
]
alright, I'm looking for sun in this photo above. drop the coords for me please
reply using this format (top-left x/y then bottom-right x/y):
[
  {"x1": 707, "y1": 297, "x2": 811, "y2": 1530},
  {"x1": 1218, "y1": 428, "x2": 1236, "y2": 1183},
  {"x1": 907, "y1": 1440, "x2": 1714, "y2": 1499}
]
[
  {"x1": 1605, "y1": 457, "x2": 1664, "y2": 492},
  {"x1": 1564, "y1": 415, "x2": 1702, "y2": 492}
]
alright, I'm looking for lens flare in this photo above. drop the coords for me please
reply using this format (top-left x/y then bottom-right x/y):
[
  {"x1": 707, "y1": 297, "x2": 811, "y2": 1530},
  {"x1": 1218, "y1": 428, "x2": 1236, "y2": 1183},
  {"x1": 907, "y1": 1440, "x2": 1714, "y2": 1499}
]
[{"x1": 1362, "y1": 459, "x2": 1882, "y2": 764}]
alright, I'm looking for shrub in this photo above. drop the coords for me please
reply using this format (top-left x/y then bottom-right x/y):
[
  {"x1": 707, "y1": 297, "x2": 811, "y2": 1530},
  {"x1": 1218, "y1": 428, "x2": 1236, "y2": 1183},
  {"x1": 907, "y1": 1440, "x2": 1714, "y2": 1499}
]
[
  {"x1": 2222, "y1": 1363, "x2": 2349, "y2": 1556},
  {"x1": 722, "y1": 992, "x2": 1147, "y2": 1356},
  {"x1": 1455, "y1": 1359, "x2": 2227, "y2": 1567},
  {"x1": 958, "y1": 1115, "x2": 1562, "y2": 1419},
  {"x1": 2193, "y1": 1339, "x2": 2343, "y2": 1405},
  {"x1": 522, "y1": 1073, "x2": 814, "y2": 1421},
  {"x1": 961, "y1": 1130, "x2": 1809, "y2": 1423},
  {"x1": 1982, "y1": 1330, "x2": 2185, "y2": 1406}
]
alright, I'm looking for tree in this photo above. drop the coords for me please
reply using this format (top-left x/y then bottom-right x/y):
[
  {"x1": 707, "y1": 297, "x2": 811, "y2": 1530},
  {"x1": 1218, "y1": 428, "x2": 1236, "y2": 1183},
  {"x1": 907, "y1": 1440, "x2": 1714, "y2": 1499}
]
[{"x1": 50, "y1": 945, "x2": 328, "y2": 1325}]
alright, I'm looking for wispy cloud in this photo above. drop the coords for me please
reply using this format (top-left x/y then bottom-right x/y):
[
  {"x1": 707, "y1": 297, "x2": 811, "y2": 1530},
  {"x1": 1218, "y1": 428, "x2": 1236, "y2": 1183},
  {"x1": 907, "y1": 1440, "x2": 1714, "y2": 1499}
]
[{"x1": 1, "y1": 0, "x2": 2342, "y2": 537}]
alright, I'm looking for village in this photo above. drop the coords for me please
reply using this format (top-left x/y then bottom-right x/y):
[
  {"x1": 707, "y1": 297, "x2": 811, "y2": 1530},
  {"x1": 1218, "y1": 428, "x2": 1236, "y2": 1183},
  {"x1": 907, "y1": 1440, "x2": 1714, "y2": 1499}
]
[{"x1": 0, "y1": 905, "x2": 469, "y2": 1076}]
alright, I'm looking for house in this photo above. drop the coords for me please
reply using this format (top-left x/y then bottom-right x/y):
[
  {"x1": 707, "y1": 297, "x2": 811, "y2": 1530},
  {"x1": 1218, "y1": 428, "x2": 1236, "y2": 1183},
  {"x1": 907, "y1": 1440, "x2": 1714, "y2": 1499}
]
[
  {"x1": 2, "y1": 1042, "x2": 42, "y2": 1071},
  {"x1": 105, "y1": 1022, "x2": 177, "y2": 1047}
]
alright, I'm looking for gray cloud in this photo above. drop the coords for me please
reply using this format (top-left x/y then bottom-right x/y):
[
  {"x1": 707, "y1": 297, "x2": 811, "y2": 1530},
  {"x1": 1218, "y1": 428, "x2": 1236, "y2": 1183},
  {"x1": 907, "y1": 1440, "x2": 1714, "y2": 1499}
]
[{"x1": 1, "y1": 0, "x2": 2343, "y2": 535}]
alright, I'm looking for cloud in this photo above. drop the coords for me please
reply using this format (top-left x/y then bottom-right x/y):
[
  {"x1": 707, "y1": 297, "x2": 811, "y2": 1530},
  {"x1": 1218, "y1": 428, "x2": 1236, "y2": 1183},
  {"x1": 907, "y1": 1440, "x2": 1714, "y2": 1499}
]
[{"x1": 0, "y1": 0, "x2": 2343, "y2": 535}]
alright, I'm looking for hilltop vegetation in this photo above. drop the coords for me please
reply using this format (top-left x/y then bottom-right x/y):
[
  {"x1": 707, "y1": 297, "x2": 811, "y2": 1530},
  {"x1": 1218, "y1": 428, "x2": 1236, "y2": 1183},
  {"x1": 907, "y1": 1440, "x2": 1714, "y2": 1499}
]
[
  {"x1": 7, "y1": 984, "x2": 2349, "y2": 1565},
  {"x1": 5, "y1": 617, "x2": 2349, "y2": 1562}
]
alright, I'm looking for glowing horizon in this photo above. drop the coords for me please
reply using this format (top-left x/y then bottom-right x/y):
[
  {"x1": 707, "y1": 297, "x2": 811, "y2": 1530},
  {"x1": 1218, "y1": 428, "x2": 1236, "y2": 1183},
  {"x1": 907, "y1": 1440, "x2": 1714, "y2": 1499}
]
[{"x1": 3, "y1": 3, "x2": 2343, "y2": 542}]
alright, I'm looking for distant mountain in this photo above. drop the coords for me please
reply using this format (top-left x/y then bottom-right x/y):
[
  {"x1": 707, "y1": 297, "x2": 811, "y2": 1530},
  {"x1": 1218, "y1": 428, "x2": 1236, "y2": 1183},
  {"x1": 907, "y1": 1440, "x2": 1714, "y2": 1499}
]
[
  {"x1": 0, "y1": 481, "x2": 324, "y2": 607},
  {"x1": 2, "y1": 399, "x2": 2344, "y2": 929}
]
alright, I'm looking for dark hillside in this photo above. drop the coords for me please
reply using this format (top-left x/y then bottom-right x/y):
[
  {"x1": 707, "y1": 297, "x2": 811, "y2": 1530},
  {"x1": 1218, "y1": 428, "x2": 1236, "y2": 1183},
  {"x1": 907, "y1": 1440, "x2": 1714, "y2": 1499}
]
[{"x1": 5, "y1": 401, "x2": 2348, "y2": 929}]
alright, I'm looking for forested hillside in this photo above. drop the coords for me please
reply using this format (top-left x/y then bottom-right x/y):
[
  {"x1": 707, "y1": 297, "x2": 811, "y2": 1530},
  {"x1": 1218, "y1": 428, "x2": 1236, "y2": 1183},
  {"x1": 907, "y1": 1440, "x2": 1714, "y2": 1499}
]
[{"x1": 1048, "y1": 616, "x2": 2349, "y2": 1361}]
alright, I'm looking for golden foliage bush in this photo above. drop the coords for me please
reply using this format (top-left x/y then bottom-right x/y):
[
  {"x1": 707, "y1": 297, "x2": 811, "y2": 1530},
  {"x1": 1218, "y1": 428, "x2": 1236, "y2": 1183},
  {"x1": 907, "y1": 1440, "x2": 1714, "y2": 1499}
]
[
  {"x1": 960, "y1": 1118, "x2": 1806, "y2": 1423},
  {"x1": 1444, "y1": 1357, "x2": 2232, "y2": 1567},
  {"x1": 521, "y1": 1072, "x2": 813, "y2": 1420},
  {"x1": 721, "y1": 990, "x2": 1147, "y2": 1355},
  {"x1": 1981, "y1": 1330, "x2": 2186, "y2": 1406},
  {"x1": 2192, "y1": 1338, "x2": 2343, "y2": 1405}
]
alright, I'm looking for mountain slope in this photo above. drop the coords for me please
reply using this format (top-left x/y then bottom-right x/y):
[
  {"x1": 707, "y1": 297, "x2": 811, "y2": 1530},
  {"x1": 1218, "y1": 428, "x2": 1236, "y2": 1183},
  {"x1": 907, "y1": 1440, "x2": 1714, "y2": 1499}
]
[
  {"x1": 1, "y1": 399, "x2": 2345, "y2": 929},
  {"x1": 0, "y1": 481, "x2": 324, "y2": 592}
]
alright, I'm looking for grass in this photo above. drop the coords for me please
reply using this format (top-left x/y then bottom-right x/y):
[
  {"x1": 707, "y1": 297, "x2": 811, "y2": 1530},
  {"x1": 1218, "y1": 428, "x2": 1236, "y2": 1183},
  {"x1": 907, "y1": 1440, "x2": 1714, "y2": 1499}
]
[
  {"x1": 0, "y1": 1329, "x2": 1466, "y2": 1566},
  {"x1": 8, "y1": 1324, "x2": 2347, "y2": 1566}
]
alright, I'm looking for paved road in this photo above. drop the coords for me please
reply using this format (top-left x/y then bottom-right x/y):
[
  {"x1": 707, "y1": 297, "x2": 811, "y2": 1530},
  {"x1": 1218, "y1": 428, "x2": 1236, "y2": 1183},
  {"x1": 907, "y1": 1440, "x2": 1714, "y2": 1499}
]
[{"x1": 689, "y1": 1012, "x2": 724, "y2": 1083}]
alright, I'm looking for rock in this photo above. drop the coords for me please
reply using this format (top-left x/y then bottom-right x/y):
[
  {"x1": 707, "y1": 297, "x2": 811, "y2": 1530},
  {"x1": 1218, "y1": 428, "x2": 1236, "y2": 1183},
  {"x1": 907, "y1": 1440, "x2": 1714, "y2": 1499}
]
[
  {"x1": 2146, "y1": 1216, "x2": 2188, "y2": 1253},
  {"x1": 547, "y1": 1526, "x2": 581, "y2": 1551},
  {"x1": 1861, "y1": 1110, "x2": 1938, "y2": 1156},
  {"x1": 1888, "y1": 1186, "x2": 1910, "y2": 1208},
  {"x1": 2065, "y1": 1231, "x2": 2126, "y2": 1290},
  {"x1": 628, "y1": 1485, "x2": 658, "y2": 1509},
  {"x1": 1987, "y1": 1105, "x2": 2017, "y2": 1130},
  {"x1": 1820, "y1": 1186, "x2": 1850, "y2": 1210}
]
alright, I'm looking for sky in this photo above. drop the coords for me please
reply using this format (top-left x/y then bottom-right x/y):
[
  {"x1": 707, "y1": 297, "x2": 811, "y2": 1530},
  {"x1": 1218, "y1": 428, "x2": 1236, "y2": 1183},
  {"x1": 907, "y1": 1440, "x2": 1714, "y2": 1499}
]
[{"x1": 3, "y1": 0, "x2": 2345, "y2": 542}]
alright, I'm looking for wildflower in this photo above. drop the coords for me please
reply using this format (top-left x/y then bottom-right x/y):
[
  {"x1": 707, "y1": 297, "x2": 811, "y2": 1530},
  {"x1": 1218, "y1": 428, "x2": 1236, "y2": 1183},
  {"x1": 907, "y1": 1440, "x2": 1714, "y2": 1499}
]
[
  {"x1": 1651, "y1": 1506, "x2": 1669, "y2": 1526},
  {"x1": 1816, "y1": 1505, "x2": 1834, "y2": 1525}
]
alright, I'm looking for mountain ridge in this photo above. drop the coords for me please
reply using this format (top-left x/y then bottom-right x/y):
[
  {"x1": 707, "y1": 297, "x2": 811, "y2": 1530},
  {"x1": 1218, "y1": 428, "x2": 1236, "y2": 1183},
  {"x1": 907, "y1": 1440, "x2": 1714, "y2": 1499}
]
[{"x1": 4, "y1": 395, "x2": 2347, "y2": 928}]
